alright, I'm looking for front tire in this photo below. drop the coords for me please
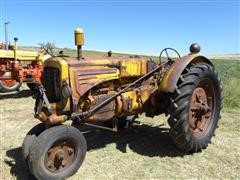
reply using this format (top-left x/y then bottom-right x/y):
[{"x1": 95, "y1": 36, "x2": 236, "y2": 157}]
[
  {"x1": 27, "y1": 125, "x2": 87, "y2": 180},
  {"x1": 168, "y1": 63, "x2": 222, "y2": 152},
  {"x1": 22, "y1": 123, "x2": 45, "y2": 162},
  {"x1": 0, "y1": 79, "x2": 21, "y2": 93}
]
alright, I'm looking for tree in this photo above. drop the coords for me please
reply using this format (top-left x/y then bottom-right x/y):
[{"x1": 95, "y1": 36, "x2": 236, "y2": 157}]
[{"x1": 38, "y1": 42, "x2": 56, "y2": 56}]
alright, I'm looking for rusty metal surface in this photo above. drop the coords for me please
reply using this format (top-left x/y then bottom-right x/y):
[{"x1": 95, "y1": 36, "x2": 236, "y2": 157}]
[
  {"x1": 87, "y1": 93, "x2": 116, "y2": 122},
  {"x1": 159, "y1": 55, "x2": 212, "y2": 92},
  {"x1": 62, "y1": 56, "x2": 120, "y2": 111},
  {"x1": 119, "y1": 85, "x2": 158, "y2": 116},
  {"x1": 120, "y1": 58, "x2": 147, "y2": 77},
  {"x1": 38, "y1": 53, "x2": 214, "y2": 128},
  {"x1": 63, "y1": 56, "x2": 150, "y2": 111},
  {"x1": 44, "y1": 139, "x2": 76, "y2": 173},
  {"x1": 39, "y1": 54, "x2": 217, "y2": 127},
  {"x1": 77, "y1": 68, "x2": 117, "y2": 76},
  {"x1": 71, "y1": 65, "x2": 161, "y2": 122},
  {"x1": 36, "y1": 52, "x2": 216, "y2": 133},
  {"x1": 189, "y1": 79, "x2": 214, "y2": 138},
  {"x1": 63, "y1": 56, "x2": 120, "y2": 67},
  {"x1": 66, "y1": 58, "x2": 119, "y2": 107},
  {"x1": 38, "y1": 109, "x2": 68, "y2": 125}
]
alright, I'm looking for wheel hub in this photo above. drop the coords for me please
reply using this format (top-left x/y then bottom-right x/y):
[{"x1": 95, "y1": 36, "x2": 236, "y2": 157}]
[
  {"x1": 0, "y1": 79, "x2": 19, "y2": 87},
  {"x1": 44, "y1": 140, "x2": 76, "y2": 173},
  {"x1": 189, "y1": 80, "x2": 215, "y2": 136}
]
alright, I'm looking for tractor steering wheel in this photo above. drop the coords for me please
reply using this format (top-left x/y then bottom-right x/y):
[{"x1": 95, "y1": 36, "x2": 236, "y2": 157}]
[{"x1": 159, "y1": 48, "x2": 181, "y2": 65}]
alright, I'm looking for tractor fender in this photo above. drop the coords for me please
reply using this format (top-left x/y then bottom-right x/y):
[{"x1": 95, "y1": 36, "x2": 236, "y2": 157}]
[{"x1": 159, "y1": 55, "x2": 213, "y2": 93}]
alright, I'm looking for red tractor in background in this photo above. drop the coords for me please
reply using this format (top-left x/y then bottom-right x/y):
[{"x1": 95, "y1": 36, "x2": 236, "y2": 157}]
[{"x1": 0, "y1": 38, "x2": 50, "y2": 93}]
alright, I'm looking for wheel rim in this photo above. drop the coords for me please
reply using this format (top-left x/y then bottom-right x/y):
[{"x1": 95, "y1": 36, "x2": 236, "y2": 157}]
[
  {"x1": 0, "y1": 79, "x2": 19, "y2": 88},
  {"x1": 44, "y1": 139, "x2": 76, "y2": 173},
  {"x1": 189, "y1": 78, "x2": 215, "y2": 138}
]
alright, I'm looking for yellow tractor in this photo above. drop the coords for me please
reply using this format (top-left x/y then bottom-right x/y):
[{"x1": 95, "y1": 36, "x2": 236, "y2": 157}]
[{"x1": 22, "y1": 28, "x2": 222, "y2": 179}]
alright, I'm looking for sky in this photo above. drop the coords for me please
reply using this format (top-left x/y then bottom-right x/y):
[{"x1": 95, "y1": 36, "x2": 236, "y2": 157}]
[{"x1": 0, "y1": 0, "x2": 239, "y2": 56}]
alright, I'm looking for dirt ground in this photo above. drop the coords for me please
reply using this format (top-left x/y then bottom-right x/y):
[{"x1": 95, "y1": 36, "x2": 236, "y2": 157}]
[{"x1": 0, "y1": 85, "x2": 239, "y2": 179}]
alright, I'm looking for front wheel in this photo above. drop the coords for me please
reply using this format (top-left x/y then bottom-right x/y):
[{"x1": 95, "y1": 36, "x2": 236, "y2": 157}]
[
  {"x1": 168, "y1": 63, "x2": 222, "y2": 152},
  {"x1": 22, "y1": 123, "x2": 45, "y2": 163},
  {"x1": 27, "y1": 125, "x2": 87, "y2": 180},
  {"x1": 0, "y1": 79, "x2": 21, "y2": 93}
]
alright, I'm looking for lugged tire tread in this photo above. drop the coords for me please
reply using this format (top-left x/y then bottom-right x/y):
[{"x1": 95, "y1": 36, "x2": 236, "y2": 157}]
[
  {"x1": 167, "y1": 63, "x2": 222, "y2": 152},
  {"x1": 28, "y1": 125, "x2": 87, "y2": 180}
]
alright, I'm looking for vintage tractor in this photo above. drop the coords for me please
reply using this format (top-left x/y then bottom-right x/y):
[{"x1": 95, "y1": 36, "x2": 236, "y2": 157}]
[
  {"x1": 0, "y1": 38, "x2": 50, "y2": 93},
  {"x1": 22, "y1": 28, "x2": 222, "y2": 179}
]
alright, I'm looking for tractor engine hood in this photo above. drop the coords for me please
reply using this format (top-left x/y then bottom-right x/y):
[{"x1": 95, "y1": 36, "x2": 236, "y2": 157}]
[{"x1": 42, "y1": 55, "x2": 154, "y2": 113}]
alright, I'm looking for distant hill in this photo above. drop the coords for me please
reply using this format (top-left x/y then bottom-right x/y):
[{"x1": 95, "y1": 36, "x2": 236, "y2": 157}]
[
  {"x1": 19, "y1": 46, "x2": 239, "y2": 60},
  {"x1": 207, "y1": 54, "x2": 240, "y2": 60},
  {"x1": 18, "y1": 46, "x2": 157, "y2": 60}
]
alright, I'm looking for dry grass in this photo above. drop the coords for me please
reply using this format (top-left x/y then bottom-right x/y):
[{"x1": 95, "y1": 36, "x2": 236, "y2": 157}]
[
  {"x1": 0, "y1": 50, "x2": 239, "y2": 179},
  {"x1": 0, "y1": 85, "x2": 239, "y2": 179}
]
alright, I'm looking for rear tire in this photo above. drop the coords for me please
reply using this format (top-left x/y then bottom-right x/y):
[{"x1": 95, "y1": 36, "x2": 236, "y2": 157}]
[
  {"x1": 167, "y1": 63, "x2": 222, "y2": 152},
  {"x1": 27, "y1": 125, "x2": 87, "y2": 180}
]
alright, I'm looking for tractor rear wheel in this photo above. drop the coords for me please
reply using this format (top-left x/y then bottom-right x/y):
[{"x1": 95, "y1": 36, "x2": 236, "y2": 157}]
[
  {"x1": 0, "y1": 79, "x2": 21, "y2": 93},
  {"x1": 27, "y1": 125, "x2": 87, "y2": 180},
  {"x1": 168, "y1": 63, "x2": 222, "y2": 152}
]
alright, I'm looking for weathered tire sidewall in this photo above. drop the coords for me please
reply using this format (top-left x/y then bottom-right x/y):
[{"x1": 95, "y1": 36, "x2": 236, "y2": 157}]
[
  {"x1": 0, "y1": 80, "x2": 22, "y2": 93},
  {"x1": 168, "y1": 63, "x2": 222, "y2": 152},
  {"x1": 28, "y1": 125, "x2": 87, "y2": 180},
  {"x1": 22, "y1": 123, "x2": 45, "y2": 161},
  {"x1": 187, "y1": 66, "x2": 221, "y2": 145}
]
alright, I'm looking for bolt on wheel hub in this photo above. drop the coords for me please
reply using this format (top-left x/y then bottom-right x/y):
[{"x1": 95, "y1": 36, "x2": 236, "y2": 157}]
[
  {"x1": 44, "y1": 140, "x2": 76, "y2": 173},
  {"x1": 189, "y1": 79, "x2": 215, "y2": 137}
]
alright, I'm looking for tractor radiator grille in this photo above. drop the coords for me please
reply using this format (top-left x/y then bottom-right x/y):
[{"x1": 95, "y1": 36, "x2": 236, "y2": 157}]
[{"x1": 43, "y1": 67, "x2": 61, "y2": 103}]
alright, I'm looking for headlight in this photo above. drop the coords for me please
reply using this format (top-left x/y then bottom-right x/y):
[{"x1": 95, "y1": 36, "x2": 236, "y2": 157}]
[{"x1": 62, "y1": 81, "x2": 72, "y2": 98}]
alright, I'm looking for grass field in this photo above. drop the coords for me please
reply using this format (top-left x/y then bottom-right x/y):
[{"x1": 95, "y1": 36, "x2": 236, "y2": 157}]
[
  {"x1": 0, "y1": 50, "x2": 239, "y2": 179},
  {"x1": 0, "y1": 86, "x2": 239, "y2": 179}
]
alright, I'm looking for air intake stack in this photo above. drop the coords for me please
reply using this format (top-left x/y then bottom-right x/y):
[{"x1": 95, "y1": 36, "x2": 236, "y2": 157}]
[{"x1": 74, "y1": 28, "x2": 84, "y2": 60}]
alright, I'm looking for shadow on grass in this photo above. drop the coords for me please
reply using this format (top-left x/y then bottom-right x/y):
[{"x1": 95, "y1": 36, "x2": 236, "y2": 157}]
[
  {"x1": 4, "y1": 147, "x2": 36, "y2": 180},
  {"x1": 5, "y1": 124, "x2": 188, "y2": 179},
  {"x1": 83, "y1": 124, "x2": 188, "y2": 157},
  {"x1": 0, "y1": 90, "x2": 33, "y2": 99}
]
